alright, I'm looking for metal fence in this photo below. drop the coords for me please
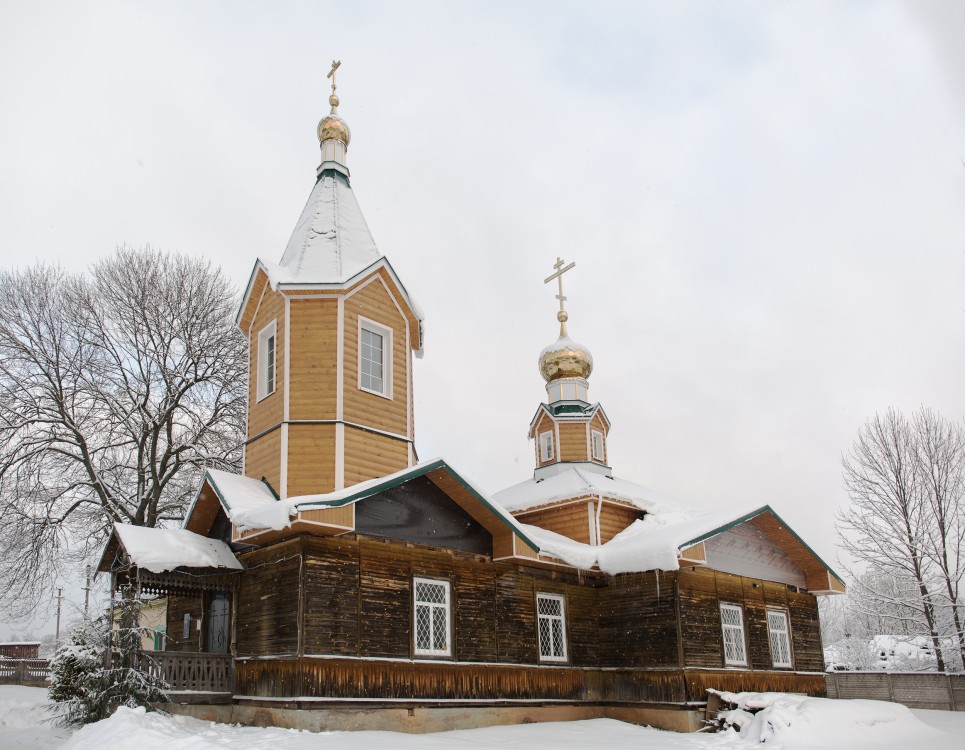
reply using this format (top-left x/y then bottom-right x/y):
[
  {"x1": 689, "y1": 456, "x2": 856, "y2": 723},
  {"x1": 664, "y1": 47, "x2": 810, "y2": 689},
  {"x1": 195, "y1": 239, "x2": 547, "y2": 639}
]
[
  {"x1": 0, "y1": 658, "x2": 51, "y2": 687},
  {"x1": 826, "y1": 672, "x2": 965, "y2": 711}
]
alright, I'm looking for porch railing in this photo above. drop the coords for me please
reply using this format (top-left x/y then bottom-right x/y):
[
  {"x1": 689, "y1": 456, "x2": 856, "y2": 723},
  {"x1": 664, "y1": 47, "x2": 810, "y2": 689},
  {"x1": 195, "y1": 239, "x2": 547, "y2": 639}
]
[{"x1": 145, "y1": 652, "x2": 233, "y2": 693}]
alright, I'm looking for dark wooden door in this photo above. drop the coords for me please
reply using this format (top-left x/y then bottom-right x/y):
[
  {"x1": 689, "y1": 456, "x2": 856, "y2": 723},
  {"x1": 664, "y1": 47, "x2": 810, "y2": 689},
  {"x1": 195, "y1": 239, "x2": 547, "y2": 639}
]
[{"x1": 206, "y1": 592, "x2": 230, "y2": 653}]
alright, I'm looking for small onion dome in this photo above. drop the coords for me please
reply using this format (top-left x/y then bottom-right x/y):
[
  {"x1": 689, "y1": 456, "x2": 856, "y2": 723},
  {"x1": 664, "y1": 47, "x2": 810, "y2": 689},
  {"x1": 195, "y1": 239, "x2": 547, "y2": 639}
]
[
  {"x1": 539, "y1": 334, "x2": 593, "y2": 382},
  {"x1": 317, "y1": 94, "x2": 351, "y2": 146}
]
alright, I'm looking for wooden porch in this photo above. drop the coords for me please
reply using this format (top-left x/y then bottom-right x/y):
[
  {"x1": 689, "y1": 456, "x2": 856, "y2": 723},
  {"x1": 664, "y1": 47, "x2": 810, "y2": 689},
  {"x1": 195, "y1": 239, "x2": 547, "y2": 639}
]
[{"x1": 147, "y1": 652, "x2": 234, "y2": 703}]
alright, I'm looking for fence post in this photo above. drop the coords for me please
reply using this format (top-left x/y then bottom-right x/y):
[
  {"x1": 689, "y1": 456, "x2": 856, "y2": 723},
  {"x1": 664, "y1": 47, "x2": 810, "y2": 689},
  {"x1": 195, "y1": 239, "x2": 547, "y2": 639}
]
[{"x1": 16, "y1": 660, "x2": 27, "y2": 685}]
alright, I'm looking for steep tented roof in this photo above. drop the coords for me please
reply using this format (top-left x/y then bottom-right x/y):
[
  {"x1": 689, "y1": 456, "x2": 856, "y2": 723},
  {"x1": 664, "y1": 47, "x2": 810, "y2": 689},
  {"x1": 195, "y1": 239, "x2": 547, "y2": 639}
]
[
  {"x1": 493, "y1": 465, "x2": 694, "y2": 516},
  {"x1": 99, "y1": 523, "x2": 242, "y2": 574},
  {"x1": 269, "y1": 171, "x2": 381, "y2": 286}
]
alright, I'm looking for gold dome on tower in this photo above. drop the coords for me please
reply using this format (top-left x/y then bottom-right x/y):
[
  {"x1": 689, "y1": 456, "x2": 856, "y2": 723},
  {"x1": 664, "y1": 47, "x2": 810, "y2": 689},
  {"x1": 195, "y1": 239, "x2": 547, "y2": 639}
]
[
  {"x1": 539, "y1": 311, "x2": 593, "y2": 382},
  {"x1": 318, "y1": 93, "x2": 351, "y2": 147}
]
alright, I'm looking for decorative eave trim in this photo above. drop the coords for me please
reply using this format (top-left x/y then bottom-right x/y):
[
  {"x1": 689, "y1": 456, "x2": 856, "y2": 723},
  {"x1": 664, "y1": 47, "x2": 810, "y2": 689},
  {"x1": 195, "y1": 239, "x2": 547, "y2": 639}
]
[
  {"x1": 296, "y1": 458, "x2": 540, "y2": 553},
  {"x1": 679, "y1": 504, "x2": 844, "y2": 587}
]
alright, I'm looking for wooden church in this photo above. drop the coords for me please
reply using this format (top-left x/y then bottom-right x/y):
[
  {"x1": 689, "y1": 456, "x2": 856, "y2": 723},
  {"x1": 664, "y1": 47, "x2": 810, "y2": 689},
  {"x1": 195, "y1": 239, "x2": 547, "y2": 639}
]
[{"x1": 99, "y1": 70, "x2": 844, "y2": 733}]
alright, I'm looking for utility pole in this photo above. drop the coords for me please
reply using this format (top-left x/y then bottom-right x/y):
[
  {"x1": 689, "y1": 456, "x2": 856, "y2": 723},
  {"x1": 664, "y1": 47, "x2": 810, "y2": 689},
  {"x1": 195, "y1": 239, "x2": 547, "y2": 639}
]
[
  {"x1": 84, "y1": 565, "x2": 92, "y2": 615},
  {"x1": 55, "y1": 587, "x2": 63, "y2": 648}
]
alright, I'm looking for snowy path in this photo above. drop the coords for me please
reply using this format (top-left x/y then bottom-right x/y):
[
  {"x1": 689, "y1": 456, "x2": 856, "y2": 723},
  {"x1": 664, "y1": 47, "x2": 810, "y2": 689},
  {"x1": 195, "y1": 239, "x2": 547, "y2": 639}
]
[{"x1": 3, "y1": 685, "x2": 964, "y2": 750}]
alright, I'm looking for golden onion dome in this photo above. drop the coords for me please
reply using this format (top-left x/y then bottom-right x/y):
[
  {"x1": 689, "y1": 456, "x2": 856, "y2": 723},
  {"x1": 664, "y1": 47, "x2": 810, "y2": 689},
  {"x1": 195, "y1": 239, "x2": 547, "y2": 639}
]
[
  {"x1": 539, "y1": 325, "x2": 593, "y2": 383},
  {"x1": 317, "y1": 94, "x2": 351, "y2": 146}
]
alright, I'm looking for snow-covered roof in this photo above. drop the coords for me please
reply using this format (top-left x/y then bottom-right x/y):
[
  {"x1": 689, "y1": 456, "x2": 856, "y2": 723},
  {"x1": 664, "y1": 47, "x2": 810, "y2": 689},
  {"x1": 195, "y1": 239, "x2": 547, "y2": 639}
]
[
  {"x1": 520, "y1": 503, "x2": 766, "y2": 574},
  {"x1": 270, "y1": 171, "x2": 381, "y2": 286},
  {"x1": 111, "y1": 523, "x2": 242, "y2": 574},
  {"x1": 203, "y1": 460, "x2": 539, "y2": 551},
  {"x1": 492, "y1": 465, "x2": 696, "y2": 516}
]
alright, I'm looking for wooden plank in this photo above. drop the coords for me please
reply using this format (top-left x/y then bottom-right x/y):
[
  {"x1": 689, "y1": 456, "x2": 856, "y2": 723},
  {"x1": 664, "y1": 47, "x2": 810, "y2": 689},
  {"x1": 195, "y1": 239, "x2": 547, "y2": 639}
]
[
  {"x1": 247, "y1": 289, "x2": 286, "y2": 438},
  {"x1": 558, "y1": 422, "x2": 588, "y2": 462},
  {"x1": 287, "y1": 423, "x2": 336, "y2": 496},
  {"x1": 288, "y1": 298, "x2": 338, "y2": 421}
]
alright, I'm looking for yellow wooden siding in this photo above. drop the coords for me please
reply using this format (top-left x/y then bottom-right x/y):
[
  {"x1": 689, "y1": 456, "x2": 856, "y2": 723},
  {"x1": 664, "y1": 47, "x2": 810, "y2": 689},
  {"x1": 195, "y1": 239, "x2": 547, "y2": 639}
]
[
  {"x1": 244, "y1": 428, "x2": 282, "y2": 494},
  {"x1": 288, "y1": 298, "x2": 338, "y2": 421},
  {"x1": 342, "y1": 277, "x2": 409, "y2": 436},
  {"x1": 558, "y1": 422, "x2": 588, "y2": 462},
  {"x1": 298, "y1": 504, "x2": 355, "y2": 529},
  {"x1": 238, "y1": 269, "x2": 270, "y2": 333},
  {"x1": 287, "y1": 423, "x2": 336, "y2": 497},
  {"x1": 247, "y1": 288, "x2": 286, "y2": 438},
  {"x1": 343, "y1": 425, "x2": 409, "y2": 486},
  {"x1": 515, "y1": 501, "x2": 593, "y2": 544},
  {"x1": 598, "y1": 503, "x2": 645, "y2": 543}
]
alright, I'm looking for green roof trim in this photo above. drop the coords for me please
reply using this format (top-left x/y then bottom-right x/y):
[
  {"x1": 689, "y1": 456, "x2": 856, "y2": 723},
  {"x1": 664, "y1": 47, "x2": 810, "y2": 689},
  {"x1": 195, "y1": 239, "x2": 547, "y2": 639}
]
[
  {"x1": 681, "y1": 505, "x2": 844, "y2": 585},
  {"x1": 296, "y1": 459, "x2": 541, "y2": 554}
]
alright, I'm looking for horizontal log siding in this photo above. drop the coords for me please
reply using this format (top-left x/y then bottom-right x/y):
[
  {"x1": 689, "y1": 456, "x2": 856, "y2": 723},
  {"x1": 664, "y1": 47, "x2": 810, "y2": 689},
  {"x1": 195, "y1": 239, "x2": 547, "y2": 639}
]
[
  {"x1": 558, "y1": 422, "x2": 588, "y2": 462},
  {"x1": 243, "y1": 427, "x2": 281, "y2": 496},
  {"x1": 343, "y1": 425, "x2": 409, "y2": 486},
  {"x1": 247, "y1": 289, "x2": 285, "y2": 438},
  {"x1": 288, "y1": 298, "x2": 338, "y2": 421},
  {"x1": 286, "y1": 423, "x2": 336, "y2": 497},
  {"x1": 165, "y1": 593, "x2": 204, "y2": 652},
  {"x1": 302, "y1": 537, "x2": 360, "y2": 656},
  {"x1": 342, "y1": 277, "x2": 409, "y2": 436},
  {"x1": 235, "y1": 542, "x2": 301, "y2": 657},
  {"x1": 677, "y1": 568, "x2": 824, "y2": 672},
  {"x1": 602, "y1": 571, "x2": 679, "y2": 668}
]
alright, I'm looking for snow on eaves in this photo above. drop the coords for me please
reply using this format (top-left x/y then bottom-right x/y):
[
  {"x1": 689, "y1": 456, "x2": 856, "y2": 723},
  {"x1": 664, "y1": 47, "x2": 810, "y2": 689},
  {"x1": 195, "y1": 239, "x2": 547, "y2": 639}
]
[
  {"x1": 522, "y1": 503, "x2": 769, "y2": 574},
  {"x1": 492, "y1": 466, "x2": 697, "y2": 516},
  {"x1": 113, "y1": 523, "x2": 242, "y2": 574}
]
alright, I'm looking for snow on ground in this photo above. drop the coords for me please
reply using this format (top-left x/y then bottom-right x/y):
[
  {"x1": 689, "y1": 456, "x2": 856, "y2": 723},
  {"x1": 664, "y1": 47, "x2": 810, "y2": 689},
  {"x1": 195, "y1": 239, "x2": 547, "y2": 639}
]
[
  {"x1": 0, "y1": 686, "x2": 70, "y2": 750},
  {"x1": 3, "y1": 685, "x2": 965, "y2": 750}
]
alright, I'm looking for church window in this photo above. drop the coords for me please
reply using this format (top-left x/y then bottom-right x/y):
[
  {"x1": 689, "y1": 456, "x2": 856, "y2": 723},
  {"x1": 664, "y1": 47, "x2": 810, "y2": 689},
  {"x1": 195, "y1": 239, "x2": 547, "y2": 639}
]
[
  {"x1": 540, "y1": 431, "x2": 554, "y2": 462},
  {"x1": 767, "y1": 609, "x2": 793, "y2": 667},
  {"x1": 413, "y1": 577, "x2": 451, "y2": 657},
  {"x1": 720, "y1": 603, "x2": 748, "y2": 666},
  {"x1": 256, "y1": 321, "x2": 277, "y2": 401},
  {"x1": 591, "y1": 430, "x2": 605, "y2": 462},
  {"x1": 358, "y1": 317, "x2": 393, "y2": 398},
  {"x1": 537, "y1": 593, "x2": 567, "y2": 662}
]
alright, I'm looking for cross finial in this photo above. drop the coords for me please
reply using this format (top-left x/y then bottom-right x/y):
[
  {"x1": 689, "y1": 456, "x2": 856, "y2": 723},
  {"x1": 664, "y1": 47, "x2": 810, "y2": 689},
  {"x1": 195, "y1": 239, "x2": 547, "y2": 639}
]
[
  {"x1": 327, "y1": 60, "x2": 341, "y2": 94},
  {"x1": 543, "y1": 257, "x2": 576, "y2": 337}
]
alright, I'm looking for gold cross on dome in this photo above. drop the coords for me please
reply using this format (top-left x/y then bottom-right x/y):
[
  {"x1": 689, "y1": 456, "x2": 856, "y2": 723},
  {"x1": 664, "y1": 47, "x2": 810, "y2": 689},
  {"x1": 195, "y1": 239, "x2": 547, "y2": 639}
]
[
  {"x1": 544, "y1": 257, "x2": 576, "y2": 314},
  {"x1": 327, "y1": 59, "x2": 342, "y2": 94}
]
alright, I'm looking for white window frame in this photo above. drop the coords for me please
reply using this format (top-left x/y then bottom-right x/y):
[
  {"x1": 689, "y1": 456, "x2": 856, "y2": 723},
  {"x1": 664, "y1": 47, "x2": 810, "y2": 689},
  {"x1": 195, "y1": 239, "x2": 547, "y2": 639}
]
[
  {"x1": 720, "y1": 602, "x2": 748, "y2": 666},
  {"x1": 540, "y1": 431, "x2": 554, "y2": 462},
  {"x1": 358, "y1": 316, "x2": 393, "y2": 399},
  {"x1": 536, "y1": 593, "x2": 568, "y2": 663},
  {"x1": 413, "y1": 577, "x2": 451, "y2": 658},
  {"x1": 767, "y1": 608, "x2": 793, "y2": 668},
  {"x1": 256, "y1": 321, "x2": 277, "y2": 401},
  {"x1": 591, "y1": 429, "x2": 605, "y2": 462}
]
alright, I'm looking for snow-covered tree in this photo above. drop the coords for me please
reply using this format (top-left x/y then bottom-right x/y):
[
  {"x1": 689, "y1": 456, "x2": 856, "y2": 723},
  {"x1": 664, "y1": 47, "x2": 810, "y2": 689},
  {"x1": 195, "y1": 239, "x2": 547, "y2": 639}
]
[
  {"x1": 836, "y1": 407, "x2": 965, "y2": 671},
  {"x1": 0, "y1": 247, "x2": 247, "y2": 617}
]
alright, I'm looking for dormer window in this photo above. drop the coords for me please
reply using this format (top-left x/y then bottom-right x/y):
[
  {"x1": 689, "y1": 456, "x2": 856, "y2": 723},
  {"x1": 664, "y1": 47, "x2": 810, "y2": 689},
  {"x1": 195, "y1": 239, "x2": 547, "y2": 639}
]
[
  {"x1": 540, "y1": 431, "x2": 555, "y2": 462},
  {"x1": 256, "y1": 321, "x2": 277, "y2": 401},
  {"x1": 591, "y1": 430, "x2": 605, "y2": 462},
  {"x1": 358, "y1": 317, "x2": 393, "y2": 399}
]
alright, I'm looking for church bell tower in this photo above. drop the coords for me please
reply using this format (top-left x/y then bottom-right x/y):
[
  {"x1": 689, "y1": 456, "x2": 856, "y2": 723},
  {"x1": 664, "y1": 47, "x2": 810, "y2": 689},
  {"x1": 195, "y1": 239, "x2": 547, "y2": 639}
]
[{"x1": 236, "y1": 63, "x2": 424, "y2": 499}]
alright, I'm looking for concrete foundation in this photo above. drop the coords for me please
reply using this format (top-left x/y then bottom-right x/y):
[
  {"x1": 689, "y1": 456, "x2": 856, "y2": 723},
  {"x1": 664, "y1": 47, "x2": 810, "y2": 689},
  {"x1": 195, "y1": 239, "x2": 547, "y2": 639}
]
[{"x1": 165, "y1": 700, "x2": 704, "y2": 734}]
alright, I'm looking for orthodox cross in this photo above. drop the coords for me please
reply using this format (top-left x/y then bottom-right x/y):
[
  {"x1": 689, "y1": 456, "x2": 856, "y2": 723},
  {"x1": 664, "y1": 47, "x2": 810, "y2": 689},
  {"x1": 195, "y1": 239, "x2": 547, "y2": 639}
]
[
  {"x1": 544, "y1": 257, "x2": 576, "y2": 316},
  {"x1": 327, "y1": 59, "x2": 342, "y2": 94}
]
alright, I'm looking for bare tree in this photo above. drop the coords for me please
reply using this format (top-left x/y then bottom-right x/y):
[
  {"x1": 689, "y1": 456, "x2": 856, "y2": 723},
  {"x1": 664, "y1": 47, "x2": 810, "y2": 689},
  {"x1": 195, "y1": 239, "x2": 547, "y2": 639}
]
[
  {"x1": 914, "y1": 408, "x2": 965, "y2": 668},
  {"x1": 0, "y1": 247, "x2": 246, "y2": 617},
  {"x1": 837, "y1": 408, "x2": 947, "y2": 670}
]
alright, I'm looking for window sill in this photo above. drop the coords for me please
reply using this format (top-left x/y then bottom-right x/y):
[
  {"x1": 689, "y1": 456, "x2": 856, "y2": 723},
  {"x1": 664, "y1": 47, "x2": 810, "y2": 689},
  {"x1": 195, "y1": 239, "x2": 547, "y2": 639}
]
[{"x1": 359, "y1": 384, "x2": 393, "y2": 401}]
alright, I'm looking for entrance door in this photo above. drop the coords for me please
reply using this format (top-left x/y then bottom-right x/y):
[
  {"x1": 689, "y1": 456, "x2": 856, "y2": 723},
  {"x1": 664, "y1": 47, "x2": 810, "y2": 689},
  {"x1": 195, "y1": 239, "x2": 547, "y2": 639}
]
[{"x1": 206, "y1": 592, "x2": 229, "y2": 653}]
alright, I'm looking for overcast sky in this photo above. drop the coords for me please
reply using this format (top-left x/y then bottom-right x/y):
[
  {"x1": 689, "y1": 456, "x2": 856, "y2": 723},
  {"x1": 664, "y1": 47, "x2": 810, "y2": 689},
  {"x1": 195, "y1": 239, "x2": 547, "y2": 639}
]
[{"x1": 2, "y1": 0, "x2": 964, "y2": 637}]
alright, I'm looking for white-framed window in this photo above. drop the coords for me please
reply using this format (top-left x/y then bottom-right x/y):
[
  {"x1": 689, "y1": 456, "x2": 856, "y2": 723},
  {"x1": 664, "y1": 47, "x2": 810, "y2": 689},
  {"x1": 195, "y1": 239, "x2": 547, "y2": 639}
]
[
  {"x1": 767, "y1": 609, "x2": 793, "y2": 668},
  {"x1": 540, "y1": 431, "x2": 554, "y2": 462},
  {"x1": 537, "y1": 593, "x2": 568, "y2": 662},
  {"x1": 358, "y1": 317, "x2": 393, "y2": 399},
  {"x1": 413, "y1": 577, "x2": 451, "y2": 657},
  {"x1": 591, "y1": 429, "x2": 605, "y2": 462},
  {"x1": 720, "y1": 603, "x2": 748, "y2": 666},
  {"x1": 256, "y1": 321, "x2": 277, "y2": 401}
]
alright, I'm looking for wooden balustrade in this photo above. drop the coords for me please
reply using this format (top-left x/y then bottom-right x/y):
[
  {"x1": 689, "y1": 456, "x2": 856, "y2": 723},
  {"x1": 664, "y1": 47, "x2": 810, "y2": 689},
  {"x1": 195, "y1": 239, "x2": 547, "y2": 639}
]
[{"x1": 145, "y1": 652, "x2": 233, "y2": 693}]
